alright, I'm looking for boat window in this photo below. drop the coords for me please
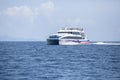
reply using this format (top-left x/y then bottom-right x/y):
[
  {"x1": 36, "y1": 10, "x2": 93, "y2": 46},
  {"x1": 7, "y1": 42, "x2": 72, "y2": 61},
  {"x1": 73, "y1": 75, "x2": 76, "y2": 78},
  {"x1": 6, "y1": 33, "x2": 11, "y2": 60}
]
[
  {"x1": 49, "y1": 35, "x2": 59, "y2": 38},
  {"x1": 58, "y1": 32, "x2": 80, "y2": 35},
  {"x1": 71, "y1": 32, "x2": 80, "y2": 35},
  {"x1": 62, "y1": 36, "x2": 83, "y2": 39},
  {"x1": 58, "y1": 32, "x2": 72, "y2": 34}
]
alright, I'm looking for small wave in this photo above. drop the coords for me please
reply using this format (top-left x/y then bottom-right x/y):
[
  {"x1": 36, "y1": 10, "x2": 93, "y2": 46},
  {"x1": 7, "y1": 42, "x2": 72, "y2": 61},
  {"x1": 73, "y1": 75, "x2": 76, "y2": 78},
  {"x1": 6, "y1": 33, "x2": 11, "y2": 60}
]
[{"x1": 92, "y1": 42, "x2": 120, "y2": 45}]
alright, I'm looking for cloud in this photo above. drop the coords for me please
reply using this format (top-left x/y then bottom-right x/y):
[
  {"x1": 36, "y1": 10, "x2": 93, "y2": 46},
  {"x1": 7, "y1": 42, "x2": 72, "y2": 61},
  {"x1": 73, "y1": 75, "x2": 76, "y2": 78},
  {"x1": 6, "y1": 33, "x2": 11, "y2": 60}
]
[
  {"x1": 1, "y1": 6, "x2": 33, "y2": 17},
  {"x1": 0, "y1": 1, "x2": 55, "y2": 17},
  {"x1": 35, "y1": 1, "x2": 55, "y2": 15},
  {"x1": 41, "y1": 1, "x2": 55, "y2": 12}
]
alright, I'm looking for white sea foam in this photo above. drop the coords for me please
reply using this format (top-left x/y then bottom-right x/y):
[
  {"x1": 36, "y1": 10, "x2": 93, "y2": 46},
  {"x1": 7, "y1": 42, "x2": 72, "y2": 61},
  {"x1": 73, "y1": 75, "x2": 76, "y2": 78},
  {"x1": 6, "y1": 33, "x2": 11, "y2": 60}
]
[{"x1": 93, "y1": 42, "x2": 120, "y2": 45}]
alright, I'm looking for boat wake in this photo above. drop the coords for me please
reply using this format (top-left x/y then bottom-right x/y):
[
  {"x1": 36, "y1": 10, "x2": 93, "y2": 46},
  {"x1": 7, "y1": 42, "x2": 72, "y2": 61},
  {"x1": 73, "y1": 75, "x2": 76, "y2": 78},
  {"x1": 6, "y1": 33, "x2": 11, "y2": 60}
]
[{"x1": 92, "y1": 42, "x2": 120, "y2": 45}]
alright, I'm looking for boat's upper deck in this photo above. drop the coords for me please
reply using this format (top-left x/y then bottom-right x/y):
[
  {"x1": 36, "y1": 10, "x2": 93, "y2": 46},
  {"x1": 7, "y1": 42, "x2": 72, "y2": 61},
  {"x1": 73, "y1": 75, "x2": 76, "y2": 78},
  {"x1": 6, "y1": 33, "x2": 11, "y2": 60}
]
[
  {"x1": 58, "y1": 28, "x2": 84, "y2": 33},
  {"x1": 61, "y1": 28, "x2": 83, "y2": 31}
]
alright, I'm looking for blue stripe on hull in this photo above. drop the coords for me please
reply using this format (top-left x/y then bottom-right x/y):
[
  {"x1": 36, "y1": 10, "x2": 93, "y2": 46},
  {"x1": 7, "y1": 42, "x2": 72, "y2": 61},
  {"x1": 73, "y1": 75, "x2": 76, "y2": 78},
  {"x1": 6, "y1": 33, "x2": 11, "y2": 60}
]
[{"x1": 47, "y1": 39, "x2": 59, "y2": 45}]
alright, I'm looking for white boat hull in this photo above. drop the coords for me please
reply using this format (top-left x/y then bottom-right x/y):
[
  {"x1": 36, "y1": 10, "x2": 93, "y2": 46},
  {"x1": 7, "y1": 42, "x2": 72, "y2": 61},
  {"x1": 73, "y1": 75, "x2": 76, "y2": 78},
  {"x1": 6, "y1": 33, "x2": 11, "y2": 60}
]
[{"x1": 59, "y1": 39, "x2": 90, "y2": 45}]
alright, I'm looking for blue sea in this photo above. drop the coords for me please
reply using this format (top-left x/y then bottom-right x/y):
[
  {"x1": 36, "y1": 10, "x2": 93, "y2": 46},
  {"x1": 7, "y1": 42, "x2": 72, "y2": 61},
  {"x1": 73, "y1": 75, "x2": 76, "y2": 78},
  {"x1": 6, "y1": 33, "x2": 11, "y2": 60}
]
[{"x1": 0, "y1": 41, "x2": 120, "y2": 80}]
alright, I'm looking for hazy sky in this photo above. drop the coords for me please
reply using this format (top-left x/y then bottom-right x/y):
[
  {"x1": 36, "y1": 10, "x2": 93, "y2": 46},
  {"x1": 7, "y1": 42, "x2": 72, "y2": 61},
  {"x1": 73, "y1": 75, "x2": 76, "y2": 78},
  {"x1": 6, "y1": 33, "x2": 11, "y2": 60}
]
[{"x1": 0, "y1": 0, "x2": 120, "y2": 41}]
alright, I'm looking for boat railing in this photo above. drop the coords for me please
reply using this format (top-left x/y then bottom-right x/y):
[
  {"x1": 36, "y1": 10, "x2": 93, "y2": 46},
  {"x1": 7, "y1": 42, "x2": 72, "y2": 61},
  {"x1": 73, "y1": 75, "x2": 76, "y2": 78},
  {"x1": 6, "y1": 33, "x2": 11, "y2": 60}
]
[{"x1": 62, "y1": 28, "x2": 83, "y2": 31}]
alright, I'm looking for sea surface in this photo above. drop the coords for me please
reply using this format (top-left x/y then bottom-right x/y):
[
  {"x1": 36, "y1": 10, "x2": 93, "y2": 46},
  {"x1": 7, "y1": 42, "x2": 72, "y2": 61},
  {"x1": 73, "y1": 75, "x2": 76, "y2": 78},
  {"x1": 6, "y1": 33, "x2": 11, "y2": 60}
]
[{"x1": 0, "y1": 41, "x2": 120, "y2": 80}]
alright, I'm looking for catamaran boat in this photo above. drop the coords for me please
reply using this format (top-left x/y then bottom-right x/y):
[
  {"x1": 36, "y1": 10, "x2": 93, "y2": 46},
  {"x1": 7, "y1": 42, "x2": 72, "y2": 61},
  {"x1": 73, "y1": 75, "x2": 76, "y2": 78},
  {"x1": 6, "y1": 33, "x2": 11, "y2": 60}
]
[{"x1": 47, "y1": 28, "x2": 90, "y2": 45}]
